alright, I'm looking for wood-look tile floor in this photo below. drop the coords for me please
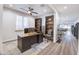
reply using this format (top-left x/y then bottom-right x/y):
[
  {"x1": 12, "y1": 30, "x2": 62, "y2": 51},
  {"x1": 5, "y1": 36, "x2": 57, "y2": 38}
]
[
  {"x1": 38, "y1": 31, "x2": 78, "y2": 55},
  {"x1": 2, "y1": 30, "x2": 78, "y2": 55},
  {"x1": 2, "y1": 38, "x2": 51, "y2": 55}
]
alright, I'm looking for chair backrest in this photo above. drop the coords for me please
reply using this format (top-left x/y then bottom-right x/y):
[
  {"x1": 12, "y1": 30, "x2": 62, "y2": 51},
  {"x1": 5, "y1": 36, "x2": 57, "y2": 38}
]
[
  {"x1": 28, "y1": 28, "x2": 35, "y2": 32},
  {"x1": 24, "y1": 28, "x2": 28, "y2": 33},
  {"x1": 24, "y1": 28, "x2": 35, "y2": 33}
]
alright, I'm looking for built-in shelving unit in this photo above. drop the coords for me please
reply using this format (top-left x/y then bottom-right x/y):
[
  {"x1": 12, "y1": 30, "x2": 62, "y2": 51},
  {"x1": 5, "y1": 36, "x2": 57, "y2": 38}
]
[
  {"x1": 35, "y1": 18, "x2": 42, "y2": 33},
  {"x1": 45, "y1": 15, "x2": 54, "y2": 34}
]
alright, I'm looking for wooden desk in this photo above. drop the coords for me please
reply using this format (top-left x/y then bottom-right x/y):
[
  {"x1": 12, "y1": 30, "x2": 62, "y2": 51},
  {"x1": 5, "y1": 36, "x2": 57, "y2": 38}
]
[{"x1": 17, "y1": 32, "x2": 43, "y2": 53}]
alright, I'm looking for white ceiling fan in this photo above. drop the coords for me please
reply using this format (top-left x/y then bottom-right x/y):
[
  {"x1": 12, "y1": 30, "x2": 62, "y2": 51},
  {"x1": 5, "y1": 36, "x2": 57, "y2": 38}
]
[{"x1": 20, "y1": 7, "x2": 38, "y2": 15}]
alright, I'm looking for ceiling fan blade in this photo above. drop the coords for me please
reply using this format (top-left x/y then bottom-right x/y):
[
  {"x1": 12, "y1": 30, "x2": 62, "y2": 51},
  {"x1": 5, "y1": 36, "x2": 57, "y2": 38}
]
[
  {"x1": 32, "y1": 12, "x2": 38, "y2": 14},
  {"x1": 20, "y1": 8, "x2": 28, "y2": 12}
]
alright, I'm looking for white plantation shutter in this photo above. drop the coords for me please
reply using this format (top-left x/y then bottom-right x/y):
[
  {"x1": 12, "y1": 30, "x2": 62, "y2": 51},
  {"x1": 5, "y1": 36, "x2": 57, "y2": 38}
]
[
  {"x1": 16, "y1": 15, "x2": 23, "y2": 30},
  {"x1": 16, "y1": 15, "x2": 35, "y2": 30}
]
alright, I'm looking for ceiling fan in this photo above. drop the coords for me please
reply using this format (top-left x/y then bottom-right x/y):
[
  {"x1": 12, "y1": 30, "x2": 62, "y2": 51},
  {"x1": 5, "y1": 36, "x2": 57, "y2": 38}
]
[{"x1": 20, "y1": 7, "x2": 38, "y2": 15}]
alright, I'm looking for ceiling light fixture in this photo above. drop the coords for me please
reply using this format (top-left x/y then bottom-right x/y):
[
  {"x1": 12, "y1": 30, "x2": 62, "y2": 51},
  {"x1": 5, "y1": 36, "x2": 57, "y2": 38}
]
[
  {"x1": 9, "y1": 4, "x2": 13, "y2": 7},
  {"x1": 27, "y1": 11, "x2": 31, "y2": 14}
]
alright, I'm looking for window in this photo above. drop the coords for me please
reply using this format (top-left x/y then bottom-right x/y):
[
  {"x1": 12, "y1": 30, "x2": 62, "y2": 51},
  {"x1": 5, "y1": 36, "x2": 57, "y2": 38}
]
[
  {"x1": 23, "y1": 17, "x2": 29, "y2": 28},
  {"x1": 16, "y1": 15, "x2": 23, "y2": 30},
  {"x1": 16, "y1": 15, "x2": 35, "y2": 30}
]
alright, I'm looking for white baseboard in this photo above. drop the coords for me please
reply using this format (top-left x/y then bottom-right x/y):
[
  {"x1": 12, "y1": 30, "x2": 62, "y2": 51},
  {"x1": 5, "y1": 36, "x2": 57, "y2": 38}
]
[{"x1": 3, "y1": 38, "x2": 17, "y2": 43}]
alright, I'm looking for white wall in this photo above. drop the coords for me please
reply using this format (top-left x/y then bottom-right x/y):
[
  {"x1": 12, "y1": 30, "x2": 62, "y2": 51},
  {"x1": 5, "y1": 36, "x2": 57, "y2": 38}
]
[
  {"x1": 74, "y1": 18, "x2": 79, "y2": 25},
  {"x1": 0, "y1": 5, "x2": 3, "y2": 54},
  {"x1": 53, "y1": 12, "x2": 59, "y2": 42},
  {"x1": 47, "y1": 5, "x2": 60, "y2": 43},
  {"x1": 3, "y1": 8, "x2": 35, "y2": 42},
  {"x1": 3, "y1": 9, "x2": 17, "y2": 42}
]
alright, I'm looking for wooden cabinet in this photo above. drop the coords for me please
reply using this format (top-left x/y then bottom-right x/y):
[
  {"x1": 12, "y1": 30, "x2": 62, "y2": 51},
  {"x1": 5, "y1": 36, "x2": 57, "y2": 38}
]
[
  {"x1": 17, "y1": 36, "x2": 31, "y2": 52},
  {"x1": 17, "y1": 32, "x2": 43, "y2": 53},
  {"x1": 74, "y1": 23, "x2": 79, "y2": 39}
]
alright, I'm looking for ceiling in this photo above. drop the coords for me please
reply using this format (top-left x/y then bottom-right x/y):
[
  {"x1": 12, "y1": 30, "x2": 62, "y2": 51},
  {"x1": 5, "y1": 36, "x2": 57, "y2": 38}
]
[
  {"x1": 53, "y1": 4, "x2": 79, "y2": 16},
  {"x1": 4, "y1": 4, "x2": 79, "y2": 25},
  {"x1": 4, "y1": 4, "x2": 54, "y2": 16},
  {"x1": 4, "y1": 4, "x2": 79, "y2": 16},
  {"x1": 52, "y1": 4, "x2": 79, "y2": 25}
]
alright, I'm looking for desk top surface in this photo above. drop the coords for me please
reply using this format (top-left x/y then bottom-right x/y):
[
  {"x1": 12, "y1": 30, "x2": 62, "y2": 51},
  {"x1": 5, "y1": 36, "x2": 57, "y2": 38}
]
[{"x1": 18, "y1": 32, "x2": 40, "y2": 37}]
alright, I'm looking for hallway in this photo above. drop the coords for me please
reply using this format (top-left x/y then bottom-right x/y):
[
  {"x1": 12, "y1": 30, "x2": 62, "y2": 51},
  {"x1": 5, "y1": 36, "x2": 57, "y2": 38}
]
[{"x1": 38, "y1": 30, "x2": 78, "y2": 55}]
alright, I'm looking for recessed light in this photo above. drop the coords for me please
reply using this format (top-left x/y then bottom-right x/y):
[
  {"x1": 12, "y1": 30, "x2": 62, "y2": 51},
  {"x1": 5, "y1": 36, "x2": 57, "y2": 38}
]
[
  {"x1": 9, "y1": 4, "x2": 13, "y2": 7},
  {"x1": 64, "y1": 6, "x2": 67, "y2": 9}
]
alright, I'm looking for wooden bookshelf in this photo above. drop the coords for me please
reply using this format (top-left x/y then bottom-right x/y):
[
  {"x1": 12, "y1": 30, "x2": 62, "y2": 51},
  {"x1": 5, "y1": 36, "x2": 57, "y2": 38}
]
[
  {"x1": 35, "y1": 18, "x2": 42, "y2": 33},
  {"x1": 45, "y1": 15, "x2": 54, "y2": 34}
]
